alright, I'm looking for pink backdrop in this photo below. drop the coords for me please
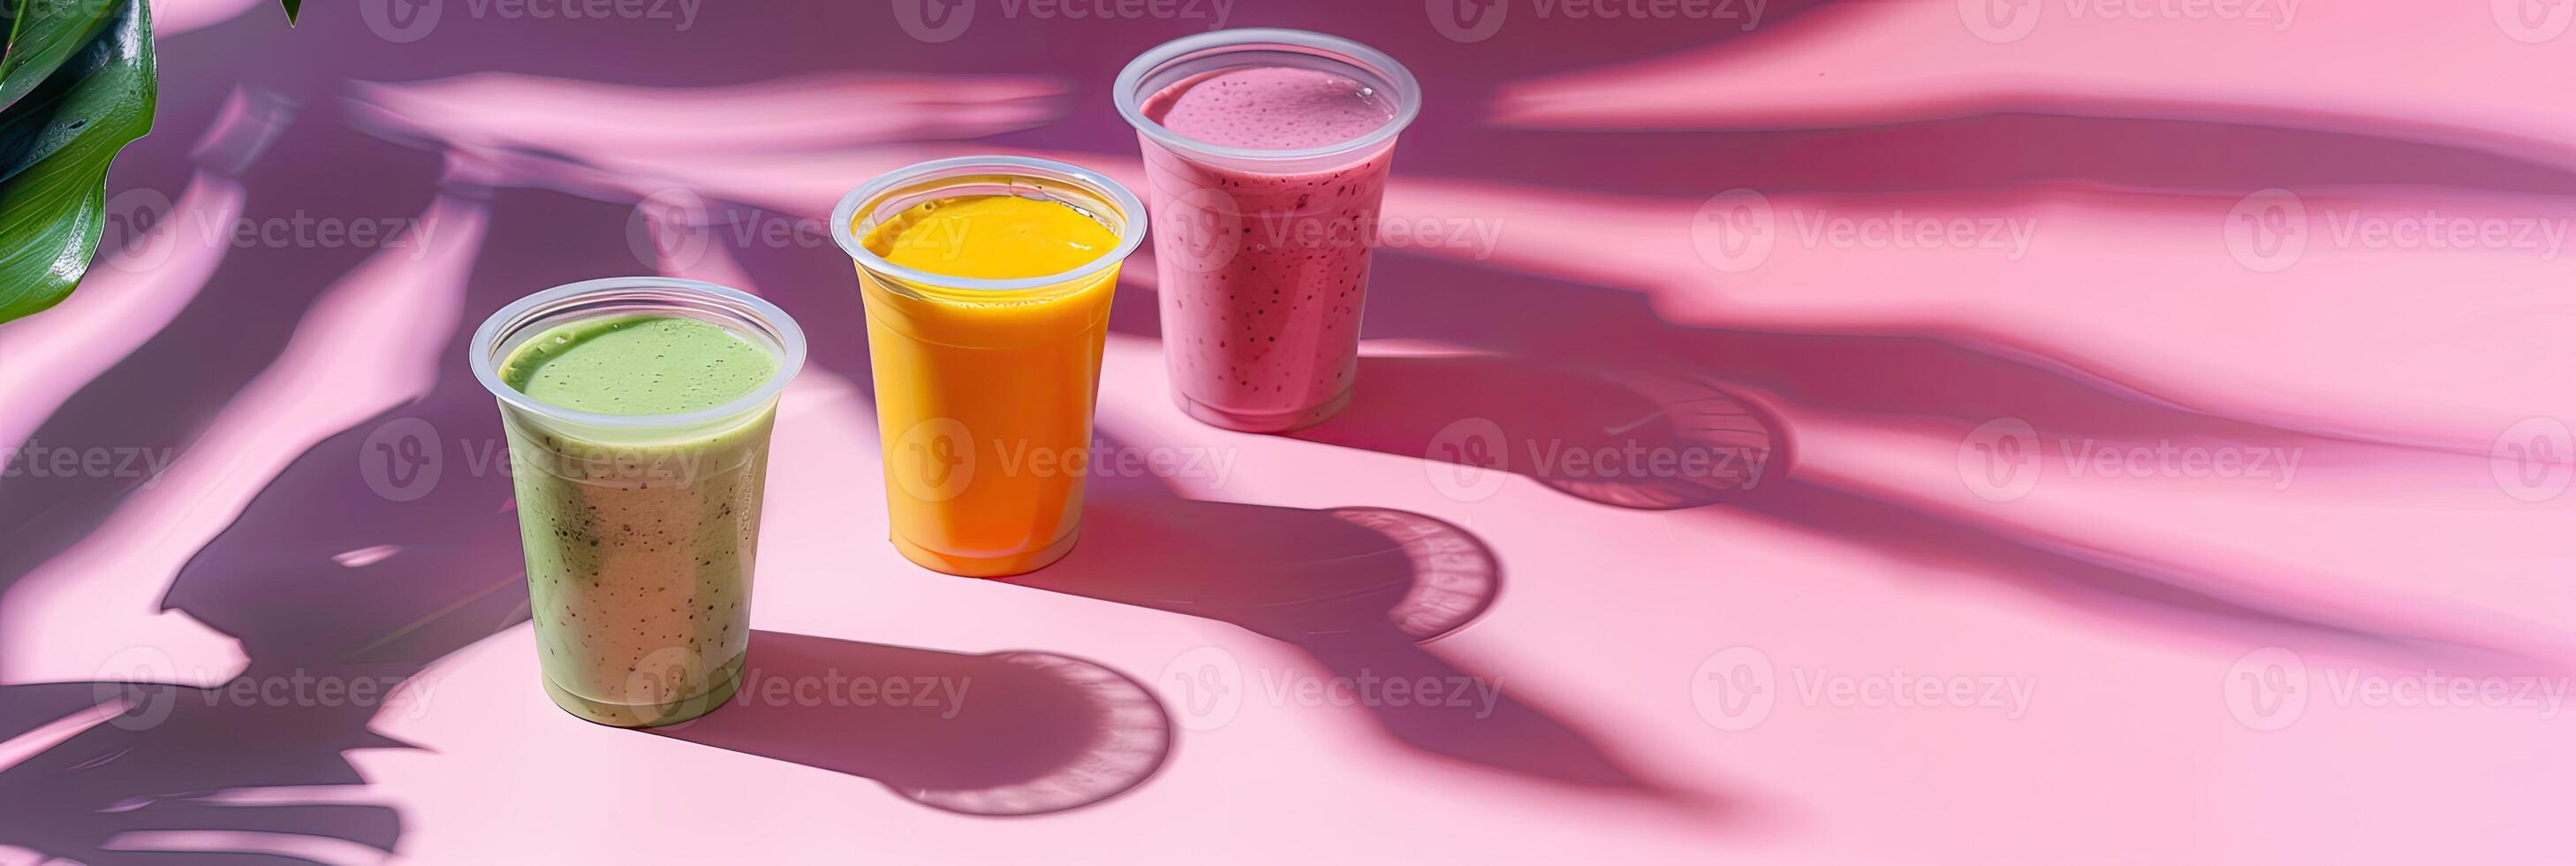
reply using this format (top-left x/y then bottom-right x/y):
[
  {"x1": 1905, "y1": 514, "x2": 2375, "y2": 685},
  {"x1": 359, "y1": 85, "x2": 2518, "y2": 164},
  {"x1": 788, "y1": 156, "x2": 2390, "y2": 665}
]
[{"x1": 2, "y1": 0, "x2": 2571, "y2": 862}]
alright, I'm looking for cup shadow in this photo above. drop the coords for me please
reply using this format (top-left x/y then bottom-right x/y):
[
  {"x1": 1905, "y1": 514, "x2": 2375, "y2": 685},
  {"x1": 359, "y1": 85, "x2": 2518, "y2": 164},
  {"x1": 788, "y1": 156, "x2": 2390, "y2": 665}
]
[
  {"x1": 647, "y1": 630, "x2": 1171, "y2": 817},
  {"x1": 1000, "y1": 469, "x2": 1736, "y2": 808}
]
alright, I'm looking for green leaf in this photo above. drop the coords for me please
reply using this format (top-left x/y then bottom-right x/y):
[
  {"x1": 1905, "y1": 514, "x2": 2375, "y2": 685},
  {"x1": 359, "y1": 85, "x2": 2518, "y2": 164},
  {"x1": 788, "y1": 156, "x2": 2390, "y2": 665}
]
[
  {"x1": 281, "y1": 0, "x2": 299, "y2": 24},
  {"x1": 3, "y1": 0, "x2": 117, "y2": 112},
  {"x1": 0, "y1": 0, "x2": 154, "y2": 322}
]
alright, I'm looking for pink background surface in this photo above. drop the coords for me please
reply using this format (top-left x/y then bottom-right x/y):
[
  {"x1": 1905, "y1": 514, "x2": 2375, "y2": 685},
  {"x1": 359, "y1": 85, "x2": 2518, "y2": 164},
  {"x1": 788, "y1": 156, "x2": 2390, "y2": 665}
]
[{"x1": 3, "y1": 0, "x2": 2572, "y2": 862}]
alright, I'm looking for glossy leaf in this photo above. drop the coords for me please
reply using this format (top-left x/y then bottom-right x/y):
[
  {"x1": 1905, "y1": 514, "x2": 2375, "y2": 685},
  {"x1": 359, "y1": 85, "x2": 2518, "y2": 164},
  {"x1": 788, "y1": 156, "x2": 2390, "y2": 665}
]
[
  {"x1": 0, "y1": 0, "x2": 155, "y2": 322},
  {"x1": 2, "y1": 0, "x2": 117, "y2": 111}
]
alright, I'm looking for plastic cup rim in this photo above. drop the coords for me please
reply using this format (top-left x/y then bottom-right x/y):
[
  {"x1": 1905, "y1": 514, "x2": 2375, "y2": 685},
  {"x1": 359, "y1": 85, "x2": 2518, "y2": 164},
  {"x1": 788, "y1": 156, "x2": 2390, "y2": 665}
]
[
  {"x1": 829, "y1": 155, "x2": 1149, "y2": 293},
  {"x1": 1112, "y1": 27, "x2": 1423, "y2": 164},
  {"x1": 468, "y1": 277, "x2": 808, "y2": 431}
]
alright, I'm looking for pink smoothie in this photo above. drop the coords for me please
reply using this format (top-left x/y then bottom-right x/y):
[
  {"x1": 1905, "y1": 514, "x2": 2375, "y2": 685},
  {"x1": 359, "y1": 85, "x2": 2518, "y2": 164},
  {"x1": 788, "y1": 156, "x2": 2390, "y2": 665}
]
[{"x1": 1139, "y1": 65, "x2": 1401, "y2": 432}]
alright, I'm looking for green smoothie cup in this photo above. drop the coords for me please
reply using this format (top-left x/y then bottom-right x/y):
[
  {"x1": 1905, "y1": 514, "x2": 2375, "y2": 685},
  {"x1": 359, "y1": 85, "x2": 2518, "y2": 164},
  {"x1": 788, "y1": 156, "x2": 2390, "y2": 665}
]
[{"x1": 470, "y1": 277, "x2": 807, "y2": 727}]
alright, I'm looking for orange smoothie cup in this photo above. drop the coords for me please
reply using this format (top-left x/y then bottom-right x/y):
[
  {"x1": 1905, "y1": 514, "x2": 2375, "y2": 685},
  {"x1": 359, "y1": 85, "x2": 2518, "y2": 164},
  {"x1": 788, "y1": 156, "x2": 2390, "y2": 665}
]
[{"x1": 831, "y1": 156, "x2": 1148, "y2": 577}]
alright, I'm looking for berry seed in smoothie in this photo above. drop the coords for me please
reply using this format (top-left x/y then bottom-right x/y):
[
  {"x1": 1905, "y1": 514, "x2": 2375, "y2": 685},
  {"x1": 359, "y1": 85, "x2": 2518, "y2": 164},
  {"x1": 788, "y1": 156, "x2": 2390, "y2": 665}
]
[
  {"x1": 1134, "y1": 60, "x2": 1407, "y2": 432},
  {"x1": 1149, "y1": 66, "x2": 1398, "y2": 150},
  {"x1": 497, "y1": 314, "x2": 781, "y2": 726}
]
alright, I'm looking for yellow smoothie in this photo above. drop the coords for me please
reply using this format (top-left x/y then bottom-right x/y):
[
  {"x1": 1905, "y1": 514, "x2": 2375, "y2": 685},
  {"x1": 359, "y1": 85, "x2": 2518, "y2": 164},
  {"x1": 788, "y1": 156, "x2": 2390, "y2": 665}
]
[
  {"x1": 872, "y1": 194, "x2": 1119, "y2": 278},
  {"x1": 857, "y1": 194, "x2": 1123, "y2": 577}
]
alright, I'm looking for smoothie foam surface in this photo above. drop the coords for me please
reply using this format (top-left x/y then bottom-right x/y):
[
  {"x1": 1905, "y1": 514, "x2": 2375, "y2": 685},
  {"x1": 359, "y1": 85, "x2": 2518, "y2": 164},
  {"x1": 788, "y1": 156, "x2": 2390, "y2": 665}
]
[
  {"x1": 863, "y1": 194, "x2": 1120, "y2": 282},
  {"x1": 499, "y1": 315, "x2": 777, "y2": 416},
  {"x1": 1146, "y1": 65, "x2": 1398, "y2": 152}
]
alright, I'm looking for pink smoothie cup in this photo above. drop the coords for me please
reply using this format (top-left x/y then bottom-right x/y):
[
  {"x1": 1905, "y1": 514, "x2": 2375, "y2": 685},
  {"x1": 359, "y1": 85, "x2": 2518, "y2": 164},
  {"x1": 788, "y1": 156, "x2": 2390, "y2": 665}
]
[{"x1": 1114, "y1": 29, "x2": 1422, "y2": 433}]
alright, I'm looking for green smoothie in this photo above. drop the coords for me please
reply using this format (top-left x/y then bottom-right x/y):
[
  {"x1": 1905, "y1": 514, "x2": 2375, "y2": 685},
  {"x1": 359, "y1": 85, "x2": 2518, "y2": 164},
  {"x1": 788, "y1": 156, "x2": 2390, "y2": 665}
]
[
  {"x1": 503, "y1": 316, "x2": 776, "y2": 414},
  {"x1": 497, "y1": 315, "x2": 781, "y2": 727}
]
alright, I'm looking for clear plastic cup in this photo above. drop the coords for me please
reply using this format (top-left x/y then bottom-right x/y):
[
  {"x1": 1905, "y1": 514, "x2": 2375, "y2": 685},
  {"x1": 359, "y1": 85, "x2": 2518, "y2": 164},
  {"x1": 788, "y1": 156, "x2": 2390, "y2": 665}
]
[
  {"x1": 469, "y1": 277, "x2": 806, "y2": 727},
  {"x1": 830, "y1": 156, "x2": 1148, "y2": 578},
  {"x1": 1115, "y1": 29, "x2": 1422, "y2": 432}
]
